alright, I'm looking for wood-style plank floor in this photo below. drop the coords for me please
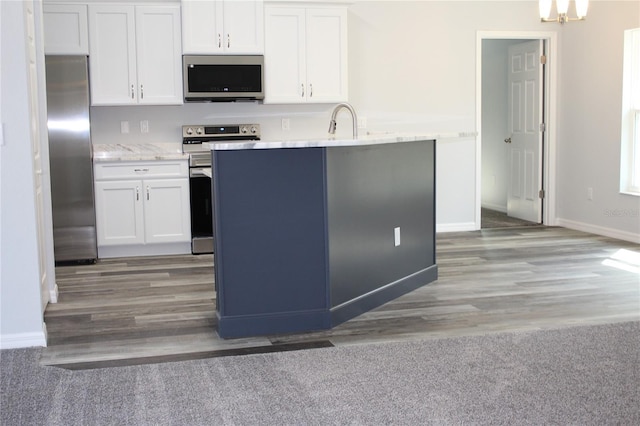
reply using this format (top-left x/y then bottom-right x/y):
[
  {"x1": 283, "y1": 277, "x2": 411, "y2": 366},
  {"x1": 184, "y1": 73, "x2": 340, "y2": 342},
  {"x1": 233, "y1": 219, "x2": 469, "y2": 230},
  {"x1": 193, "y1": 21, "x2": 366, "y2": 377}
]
[{"x1": 42, "y1": 226, "x2": 640, "y2": 369}]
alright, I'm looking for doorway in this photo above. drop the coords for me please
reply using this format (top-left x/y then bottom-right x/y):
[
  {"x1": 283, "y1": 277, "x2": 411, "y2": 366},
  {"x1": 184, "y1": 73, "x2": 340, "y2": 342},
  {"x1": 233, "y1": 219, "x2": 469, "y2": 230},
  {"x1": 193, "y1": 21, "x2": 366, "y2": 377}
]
[{"x1": 476, "y1": 32, "x2": 558, "y2": 230}]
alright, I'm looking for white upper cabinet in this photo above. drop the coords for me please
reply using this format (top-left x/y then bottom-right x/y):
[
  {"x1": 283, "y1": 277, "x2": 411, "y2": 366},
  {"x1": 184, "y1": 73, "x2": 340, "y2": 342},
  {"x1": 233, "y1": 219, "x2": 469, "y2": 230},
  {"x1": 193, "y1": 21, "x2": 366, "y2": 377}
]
[
  {"x1": 264, "y1": 5, "x2": 347, "y2": 104},
  {"x1": 182, "y1": 0, "x2": 264, "y2": 54},
  {"x1": 88, "y1": 4, "x2": 182, "y2": 106},
  {"x1": 43, "y1": 4, "x2": 89, "y2": 55}
]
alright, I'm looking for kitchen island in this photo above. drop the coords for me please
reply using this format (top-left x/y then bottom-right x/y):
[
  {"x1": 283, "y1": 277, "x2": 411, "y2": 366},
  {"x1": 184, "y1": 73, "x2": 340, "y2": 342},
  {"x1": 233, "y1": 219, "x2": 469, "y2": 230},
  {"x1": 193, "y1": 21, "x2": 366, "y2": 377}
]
[{"x1": 209, "y1": 134, "x2": 438, "y2": 338}]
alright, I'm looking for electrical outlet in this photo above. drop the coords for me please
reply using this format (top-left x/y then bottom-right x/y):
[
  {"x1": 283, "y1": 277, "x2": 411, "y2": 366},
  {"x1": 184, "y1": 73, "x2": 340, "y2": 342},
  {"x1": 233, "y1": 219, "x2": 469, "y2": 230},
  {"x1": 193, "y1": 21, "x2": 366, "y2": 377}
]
[
  {"x1": 357, "y1": 116, "x2": 367, "y2": 129},
  {"x1": 587, "y1": 187, "x2": 593, "y2": 200},
  {"x1": 394, "y1": 227, "x2": 401, "y2": 247},
  {"x1": 281, "y1": 118, "x2": 290, "y2": 131},
  {"x1": 120, "y1": 121, "x2": 129, "y2": 134},
  {"x1": 140, "y1": 120, "x2": 149, "y2": 133}
]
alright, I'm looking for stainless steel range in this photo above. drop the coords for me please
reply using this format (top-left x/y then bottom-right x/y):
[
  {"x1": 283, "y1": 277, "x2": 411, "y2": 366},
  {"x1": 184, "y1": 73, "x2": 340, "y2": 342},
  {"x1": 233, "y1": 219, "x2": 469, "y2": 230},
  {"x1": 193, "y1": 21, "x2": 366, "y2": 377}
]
[{"x1": 183, "y1": 124, "x2": 261, "y2": 254}]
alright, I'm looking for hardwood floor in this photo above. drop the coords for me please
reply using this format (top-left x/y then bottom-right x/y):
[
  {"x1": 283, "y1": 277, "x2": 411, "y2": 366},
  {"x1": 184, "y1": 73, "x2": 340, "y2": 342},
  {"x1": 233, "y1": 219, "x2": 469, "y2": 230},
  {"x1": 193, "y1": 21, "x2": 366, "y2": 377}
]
[
  {"x1": 42, "y1": 226, "x2": 640, "y2": 369},
  {"x1": 481, "y1": 207, "x2": 539, "y2": 228}
]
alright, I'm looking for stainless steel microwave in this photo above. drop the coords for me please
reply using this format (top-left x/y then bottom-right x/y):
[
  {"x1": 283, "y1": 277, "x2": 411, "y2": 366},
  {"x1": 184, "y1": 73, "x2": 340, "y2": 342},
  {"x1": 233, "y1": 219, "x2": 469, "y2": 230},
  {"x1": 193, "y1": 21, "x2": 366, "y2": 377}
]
[{"x1": 183, "y1": 55, "x2": 264, "y2": 102}]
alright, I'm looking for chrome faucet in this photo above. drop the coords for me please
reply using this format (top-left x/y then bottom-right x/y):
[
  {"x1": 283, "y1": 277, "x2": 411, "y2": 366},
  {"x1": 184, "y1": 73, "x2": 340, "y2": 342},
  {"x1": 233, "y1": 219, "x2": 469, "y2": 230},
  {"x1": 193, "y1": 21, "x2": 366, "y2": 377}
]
[{"x1": 328, "y1": 102, "x2": 358, "y2": 139}]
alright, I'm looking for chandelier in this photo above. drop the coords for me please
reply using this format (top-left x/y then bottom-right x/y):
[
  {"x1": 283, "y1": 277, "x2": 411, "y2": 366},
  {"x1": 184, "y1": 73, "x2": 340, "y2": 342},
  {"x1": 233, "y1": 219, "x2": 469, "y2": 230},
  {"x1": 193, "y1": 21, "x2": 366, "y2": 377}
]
[{"x1": 539, "y1": 0, "x2": 589, "y2": 24}]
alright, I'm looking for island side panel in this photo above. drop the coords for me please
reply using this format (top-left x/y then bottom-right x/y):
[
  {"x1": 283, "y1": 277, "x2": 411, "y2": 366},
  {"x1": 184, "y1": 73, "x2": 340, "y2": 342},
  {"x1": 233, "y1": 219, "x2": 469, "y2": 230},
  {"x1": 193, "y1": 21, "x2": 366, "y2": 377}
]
[
  {"x1": 326, "y1": 140, "x2": 437, "y2": 325},
  {"x1": 212, "y1": 148, "x2": 330, "y2": 338}
]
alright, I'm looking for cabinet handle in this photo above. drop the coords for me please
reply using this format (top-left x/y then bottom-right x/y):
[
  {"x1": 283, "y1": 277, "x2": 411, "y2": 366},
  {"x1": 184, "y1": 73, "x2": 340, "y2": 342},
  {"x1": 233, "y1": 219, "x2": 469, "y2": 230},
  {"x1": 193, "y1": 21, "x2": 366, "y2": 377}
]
[
  {"x1": 301, "y1": 84, "x2": 305, "y2": 97},
  {"x1": 146, "y1": 185, "x2": 150, "y2": 201},
  {"x1": 131, "y1": 84, "x2": 135, "y2": 99},
  {"x1": 310, "y1": 83, "x2": 313, "y2": 97},
  {"x1": 134, "y1": 168, "x2": 149, "y2": 172},
  {"x1": 136, "y1": 186, "x2": 140, "y2": 201},
  {"x1": 140, "y1": 84, "x2": 144, "y2": 99},
  {"x1": 218, "y1": 33, "x2": 221, "y2": 48},
  {"x1": 227, "y1": 34, "x2": 230, "y2": 48}
]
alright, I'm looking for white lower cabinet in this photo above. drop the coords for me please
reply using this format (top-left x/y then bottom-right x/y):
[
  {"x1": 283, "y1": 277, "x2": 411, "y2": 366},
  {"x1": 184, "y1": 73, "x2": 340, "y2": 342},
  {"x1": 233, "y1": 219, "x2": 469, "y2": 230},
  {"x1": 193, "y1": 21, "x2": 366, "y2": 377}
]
[{"x1": 94, "y1": 161, "x2": 191, "y2": 258}]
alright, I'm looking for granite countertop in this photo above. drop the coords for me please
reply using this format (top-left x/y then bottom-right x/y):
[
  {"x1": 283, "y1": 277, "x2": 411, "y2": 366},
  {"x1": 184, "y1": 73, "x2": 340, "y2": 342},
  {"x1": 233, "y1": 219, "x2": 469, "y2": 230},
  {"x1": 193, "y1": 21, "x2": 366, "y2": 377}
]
[
  {"x1": 93, "y1": 143, "x2": 187, "y2": 162},
  {"x1": 205, "y1": 131, "x2": 477, "y2": 151}
]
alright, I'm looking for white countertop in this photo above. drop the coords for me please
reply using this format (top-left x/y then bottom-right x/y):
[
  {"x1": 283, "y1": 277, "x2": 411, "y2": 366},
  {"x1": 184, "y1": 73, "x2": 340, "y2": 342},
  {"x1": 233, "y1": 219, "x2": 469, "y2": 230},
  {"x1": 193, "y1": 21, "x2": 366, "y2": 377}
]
[
  {"x1": 205, "y1": 131, "x2": 477, "y2": 151},
  {"x1": 93, "y1": 143, "x2": 187, "y2": 162}
]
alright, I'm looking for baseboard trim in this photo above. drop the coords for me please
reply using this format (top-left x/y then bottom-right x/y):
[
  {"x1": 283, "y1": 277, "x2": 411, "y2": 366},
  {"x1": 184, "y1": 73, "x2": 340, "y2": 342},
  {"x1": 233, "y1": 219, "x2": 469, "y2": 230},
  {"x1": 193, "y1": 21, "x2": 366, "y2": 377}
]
[
  {"x1": 556, "y1": 218, "x2": 640, "y2": 244},
  {"x1": 331, "y1": 264, "x2": 438, "y2": 327},
  {"x1": 436, "y1": 222, "x2": 477, "y2": 233},
  {"x1": 217, "y1": 310, "x2": 331, "y2": 339},
  {"x1": 98, "y1": 242, "x2": 191, "y2": 259},
  {"x1": 49, "y1": 284, "x2": 59, "y2": 304},
  {"x1": 0, "y1": 327, "x2": 47, "y2": 349}
]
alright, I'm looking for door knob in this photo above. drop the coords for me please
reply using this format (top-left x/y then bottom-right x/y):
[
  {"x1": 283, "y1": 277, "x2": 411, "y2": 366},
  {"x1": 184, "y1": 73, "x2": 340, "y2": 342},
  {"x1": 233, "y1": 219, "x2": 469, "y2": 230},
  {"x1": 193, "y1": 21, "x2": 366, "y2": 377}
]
[{"x1": 504, "y1": 137, "x2": 512, "y2": 144}]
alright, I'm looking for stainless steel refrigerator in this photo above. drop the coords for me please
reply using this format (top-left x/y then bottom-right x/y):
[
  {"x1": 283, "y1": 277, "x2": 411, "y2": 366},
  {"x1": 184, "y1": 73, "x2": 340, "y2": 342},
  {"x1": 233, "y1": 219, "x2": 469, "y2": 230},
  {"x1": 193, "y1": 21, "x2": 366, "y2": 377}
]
[{"x1": 45, "y1": 55, "x2": 97, "y2": 263}]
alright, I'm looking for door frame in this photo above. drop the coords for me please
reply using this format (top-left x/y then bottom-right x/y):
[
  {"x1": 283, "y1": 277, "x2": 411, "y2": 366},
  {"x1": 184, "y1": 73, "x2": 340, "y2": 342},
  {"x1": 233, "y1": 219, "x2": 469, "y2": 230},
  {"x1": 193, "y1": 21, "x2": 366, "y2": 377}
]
[{"x1": 476, "y1": 31, "x2": 558, "y2": 228}]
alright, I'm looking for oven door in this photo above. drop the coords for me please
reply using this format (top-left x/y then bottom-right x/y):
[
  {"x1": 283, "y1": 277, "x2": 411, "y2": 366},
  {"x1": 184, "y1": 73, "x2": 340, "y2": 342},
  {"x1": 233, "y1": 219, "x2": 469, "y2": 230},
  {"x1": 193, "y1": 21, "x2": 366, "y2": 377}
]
[{"x1": 189, "y1": 167, "x2": 213, "y2": 254}]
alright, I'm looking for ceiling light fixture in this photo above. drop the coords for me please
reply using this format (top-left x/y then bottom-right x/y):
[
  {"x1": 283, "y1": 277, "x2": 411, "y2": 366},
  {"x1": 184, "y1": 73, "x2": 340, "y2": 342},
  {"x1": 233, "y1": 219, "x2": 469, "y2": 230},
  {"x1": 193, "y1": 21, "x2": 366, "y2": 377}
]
[{"x1": 539, "y1": 0, "x2": 588, "y2": 24}]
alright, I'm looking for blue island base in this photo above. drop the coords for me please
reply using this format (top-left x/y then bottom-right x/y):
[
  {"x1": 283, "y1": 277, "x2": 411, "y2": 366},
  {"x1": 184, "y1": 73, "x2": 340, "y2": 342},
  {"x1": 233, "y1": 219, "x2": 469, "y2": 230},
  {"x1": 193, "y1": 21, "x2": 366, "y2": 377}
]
[{"x1": 212, "y1": 140, "x2": 437, "y2": 339}]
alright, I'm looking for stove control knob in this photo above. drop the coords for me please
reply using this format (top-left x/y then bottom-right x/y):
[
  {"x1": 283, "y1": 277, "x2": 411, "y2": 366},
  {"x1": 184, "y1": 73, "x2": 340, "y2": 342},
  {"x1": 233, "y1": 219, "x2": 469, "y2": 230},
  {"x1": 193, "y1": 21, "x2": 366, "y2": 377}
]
[
  {"x1": 196, "y1": 127, "x2": 204, "y2": 135},
  {"x1": 185, "y1": 127, "x2": 194, "y2": 135},
  {"x1": 250, "y1": 126, "x2": 257, "y2": 134},
  {"x1": 240, "y1": 126, "x2": 248, "y2": 134}
]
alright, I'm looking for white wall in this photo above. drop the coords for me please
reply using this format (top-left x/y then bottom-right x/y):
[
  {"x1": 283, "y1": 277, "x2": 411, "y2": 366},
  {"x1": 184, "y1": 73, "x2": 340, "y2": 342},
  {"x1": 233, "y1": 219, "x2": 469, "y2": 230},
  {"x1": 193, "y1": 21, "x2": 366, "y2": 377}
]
[
  {"x1": 56, "y1": 1, "x2": 640, "y2": 239},
  {"x1": 556, "y1": 0, "x2": 640, "y2": 242},
  {"x1": 0, "y1": 0, "x2": 48, "y2": 349}
]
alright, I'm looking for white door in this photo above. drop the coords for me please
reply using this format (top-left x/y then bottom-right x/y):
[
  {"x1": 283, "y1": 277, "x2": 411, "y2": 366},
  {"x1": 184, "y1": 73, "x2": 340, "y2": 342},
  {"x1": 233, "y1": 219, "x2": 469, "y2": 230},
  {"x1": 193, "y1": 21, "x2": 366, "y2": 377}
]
[
  {"x1": 95, "y1": 180, "x2": 145, "y2": 246},
  {"x1": 143, "y1": 179, "x2": 191, "y2": 243},
  {"x1": 135, "y1": 5, "x2": 182, "y2": 105},
  {"x1": 507, "y1": 40, "x2": 543, "y2": 223}
]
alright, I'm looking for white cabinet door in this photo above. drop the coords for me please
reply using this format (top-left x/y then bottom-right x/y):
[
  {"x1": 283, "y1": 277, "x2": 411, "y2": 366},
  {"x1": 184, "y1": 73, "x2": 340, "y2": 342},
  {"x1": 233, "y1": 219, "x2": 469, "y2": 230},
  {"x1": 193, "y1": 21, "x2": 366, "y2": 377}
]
[
  {"x1": 89, "y1": 4, "x2": 182, "y2": 105},
  {"x1": 95, "y1": 180, "x2": 145, "y2": 246},
  {"x1": 43, "y1": 4, "x2": 89, "y2": 55},
  {"x1": 181, "y1": 0, "x2": 223, "y2": 54},
  {"x1": 264, "y1": 7, "x2": 306, "y2": 103},
  {"x1": 135, "y1": 6, "x2": 183, "y2": 105},
  {"x1": 222, "y1": 0, "x2": 264, "y2": 53},
  {"x1": 144, "y1": 179, "x2": 191, "y2": 244},
  {"x1": 264, "y1": 6, "x2": 347, "y2": 104},
  {"x1": 88, "y1": 5, "x2": 137, "y2": 105},
  {"x1": 305, "y1": 8, "x2": 348, "y2": 103},
  {"x1": 182, "y1": 0, "x2": 263, "y2": 54}
]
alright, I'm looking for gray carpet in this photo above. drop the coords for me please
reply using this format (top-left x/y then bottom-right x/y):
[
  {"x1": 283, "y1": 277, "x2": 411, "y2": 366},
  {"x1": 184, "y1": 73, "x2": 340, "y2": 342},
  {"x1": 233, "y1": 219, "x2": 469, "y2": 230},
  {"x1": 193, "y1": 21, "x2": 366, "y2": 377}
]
[{"x1": 2, "y1": 321, "x2": 639, "y2": 425}]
